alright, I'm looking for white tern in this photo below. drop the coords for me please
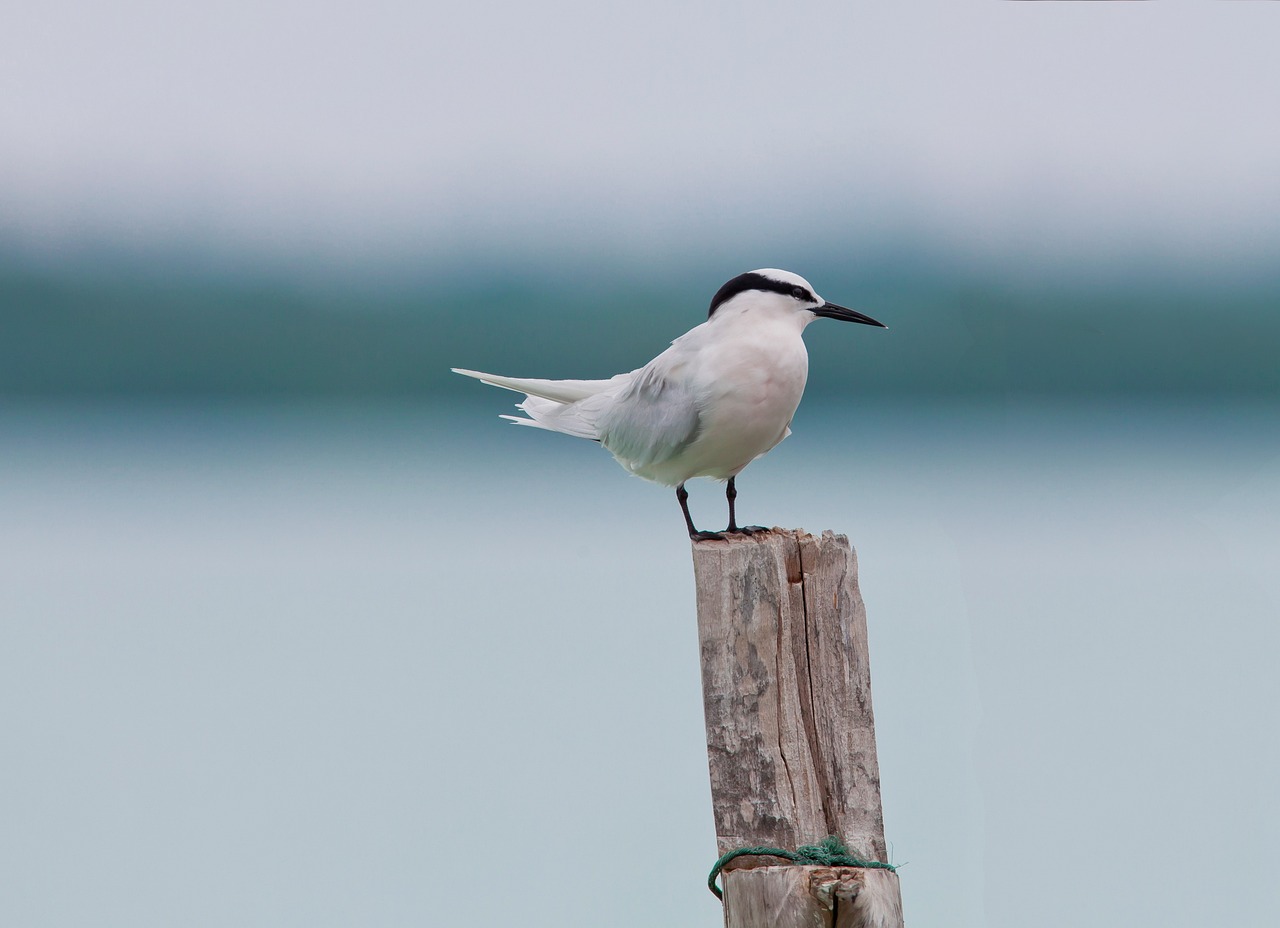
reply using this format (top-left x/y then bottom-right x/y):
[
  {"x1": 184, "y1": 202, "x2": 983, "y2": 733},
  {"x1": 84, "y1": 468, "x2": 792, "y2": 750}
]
[{"x1": 453, "y1": 269, "x2": 885, "y2": 539}]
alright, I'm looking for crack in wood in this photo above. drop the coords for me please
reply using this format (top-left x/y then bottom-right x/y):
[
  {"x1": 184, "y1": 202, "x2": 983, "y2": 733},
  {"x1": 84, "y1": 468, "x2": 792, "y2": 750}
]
[
  {"x1": 693, "y1": 529, "x2": 893, "y2": 883},
  {"x1": 793, "y1": 531, "x2": 841, "y2": 841},
  {"x1": 775, "y1": 564, "x2": 800, "y2": 828}
]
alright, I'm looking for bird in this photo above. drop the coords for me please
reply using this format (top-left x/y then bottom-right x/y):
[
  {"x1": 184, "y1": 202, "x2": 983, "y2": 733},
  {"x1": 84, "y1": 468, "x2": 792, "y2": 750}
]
[{"x1": 453, "y1": 268, "x2": 885, "y2": 539}]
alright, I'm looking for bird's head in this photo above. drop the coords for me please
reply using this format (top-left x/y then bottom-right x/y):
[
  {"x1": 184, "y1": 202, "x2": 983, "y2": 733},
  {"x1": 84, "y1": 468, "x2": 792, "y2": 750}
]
[{"x1": 707, "y1": 268, "x2": 887, "y2": 329}]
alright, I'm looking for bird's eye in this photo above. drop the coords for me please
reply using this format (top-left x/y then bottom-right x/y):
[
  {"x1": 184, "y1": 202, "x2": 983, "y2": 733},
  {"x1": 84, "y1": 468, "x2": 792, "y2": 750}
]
[{"x1": 791, "y1": 286, "x2": 808, "y2": 300}]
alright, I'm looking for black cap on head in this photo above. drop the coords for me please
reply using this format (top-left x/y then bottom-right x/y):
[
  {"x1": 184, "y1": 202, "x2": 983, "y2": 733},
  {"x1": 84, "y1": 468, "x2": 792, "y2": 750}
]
[{"x1": 708, "y1": 272, "x2": 816, "y2": 318}]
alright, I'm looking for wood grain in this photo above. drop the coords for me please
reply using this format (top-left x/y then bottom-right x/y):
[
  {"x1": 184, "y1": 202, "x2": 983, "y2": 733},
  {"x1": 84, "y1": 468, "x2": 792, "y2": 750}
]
[
  {"x1": 722, "y1": 866, "x2": 904, "y2": 928},
  {"x1": 693, "y1": 529, "x2": 903, "y2": 926}
]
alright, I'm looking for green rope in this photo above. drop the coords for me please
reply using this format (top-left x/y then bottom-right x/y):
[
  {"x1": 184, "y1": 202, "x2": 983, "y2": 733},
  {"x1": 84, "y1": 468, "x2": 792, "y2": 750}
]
[{"x1": 707, "y1": 835, "x2": 897, "y2": 900}]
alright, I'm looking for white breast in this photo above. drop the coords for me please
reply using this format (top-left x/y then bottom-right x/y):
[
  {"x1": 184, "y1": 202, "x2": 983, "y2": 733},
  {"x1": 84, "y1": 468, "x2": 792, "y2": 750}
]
[{"x1": 628, "y1": 312, "x2": 810, "y2": 485}]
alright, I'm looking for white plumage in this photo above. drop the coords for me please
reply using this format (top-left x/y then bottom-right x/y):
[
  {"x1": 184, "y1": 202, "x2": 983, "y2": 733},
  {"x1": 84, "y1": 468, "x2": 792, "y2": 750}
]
[{"x1": 453, "y1": 268, "x2": 885, "y2": 538}]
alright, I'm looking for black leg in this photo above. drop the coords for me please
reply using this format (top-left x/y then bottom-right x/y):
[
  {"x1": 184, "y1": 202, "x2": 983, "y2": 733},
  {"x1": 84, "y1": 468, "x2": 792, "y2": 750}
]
[
  {"x1": 724, "y1": 476, "x2": 769, "y2": 536},
  {"x1": 726, "y1": 477, "x2": 738, "y2": 533},
  {"x1": 677, "y1": 484, "x2": 697, "y2": 536},
  {"x1": 678, "y1": 483, "x2": 724, "y2": 541}
]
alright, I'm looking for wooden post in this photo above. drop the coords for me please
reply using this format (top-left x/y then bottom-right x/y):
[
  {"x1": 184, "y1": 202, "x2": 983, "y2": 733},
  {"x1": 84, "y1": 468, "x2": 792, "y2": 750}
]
[{"x1": 693, "y1": 529, "x2": 904, "y2": 928}]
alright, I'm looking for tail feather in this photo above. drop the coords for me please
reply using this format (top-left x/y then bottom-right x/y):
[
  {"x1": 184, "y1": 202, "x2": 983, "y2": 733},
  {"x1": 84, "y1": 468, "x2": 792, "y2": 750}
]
[
  {"x1": 453, "y1": 367, "x2": 630, "y2": 441},
  {"x1": 451, "y1": 368, "x2": 622, "y2": 405}
]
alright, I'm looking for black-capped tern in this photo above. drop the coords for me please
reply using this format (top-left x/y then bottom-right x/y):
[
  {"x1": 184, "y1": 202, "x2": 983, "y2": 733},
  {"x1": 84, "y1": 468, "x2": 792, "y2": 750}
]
[{"x1": 453, "y1": 269, "x2": 885, "y2": 539}]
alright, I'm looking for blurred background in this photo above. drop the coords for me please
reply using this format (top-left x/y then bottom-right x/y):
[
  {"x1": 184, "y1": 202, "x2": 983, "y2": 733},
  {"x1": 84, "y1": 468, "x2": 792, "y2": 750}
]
[{"x1": 2, "y1": 2, "x2": 1277, "y2": 926}]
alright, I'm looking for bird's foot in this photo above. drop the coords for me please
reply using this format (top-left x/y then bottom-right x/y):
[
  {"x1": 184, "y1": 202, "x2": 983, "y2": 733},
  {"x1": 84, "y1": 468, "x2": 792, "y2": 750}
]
[
  {"x1": 690, "y1": 530, "x2": 726, "y2": 542},
  {"x1": 728, "y1": 525, "x2": 771, "y2": 536}
]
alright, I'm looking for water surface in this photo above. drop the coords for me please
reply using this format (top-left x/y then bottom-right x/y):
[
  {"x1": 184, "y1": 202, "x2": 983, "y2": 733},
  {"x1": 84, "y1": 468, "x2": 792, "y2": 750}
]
[{"x1": 2, "y1": 400, "x2": 1276, "y2": 927}]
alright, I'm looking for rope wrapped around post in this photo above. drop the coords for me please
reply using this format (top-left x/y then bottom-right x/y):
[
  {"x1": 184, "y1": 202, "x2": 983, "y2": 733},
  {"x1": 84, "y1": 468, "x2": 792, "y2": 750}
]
[{"x1": 708, "y1": 835, "x2": 897, "y2": 900}]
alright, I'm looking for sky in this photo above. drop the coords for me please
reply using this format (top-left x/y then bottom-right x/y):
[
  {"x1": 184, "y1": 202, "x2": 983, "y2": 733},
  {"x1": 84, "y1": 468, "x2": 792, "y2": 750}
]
[{"x1": 4, "y1": 1, "x2": 1279, "y2": 272}]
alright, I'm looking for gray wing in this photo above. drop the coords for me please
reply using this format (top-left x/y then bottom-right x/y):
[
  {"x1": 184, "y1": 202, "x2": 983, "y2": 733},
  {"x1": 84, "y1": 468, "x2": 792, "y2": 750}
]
[{"x1": 596, "y1": 363, "x2": 701, "y2": 468}]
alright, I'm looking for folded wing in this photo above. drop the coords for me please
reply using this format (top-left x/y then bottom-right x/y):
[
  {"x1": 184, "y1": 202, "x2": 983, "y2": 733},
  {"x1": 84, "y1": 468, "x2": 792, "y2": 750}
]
[{"x1": 596, "y1": 363, "x2": 701, "y2": 469}]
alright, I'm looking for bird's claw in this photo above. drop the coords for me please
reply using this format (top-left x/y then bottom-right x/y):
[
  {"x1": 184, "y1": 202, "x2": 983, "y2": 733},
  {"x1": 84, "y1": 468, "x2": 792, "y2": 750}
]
[
  {"x1": 693, "y1": 526, "x2": 769, "y2": 541},
  {"x1": 691, "y1": 530, "x2": 726, "y2": 542}
]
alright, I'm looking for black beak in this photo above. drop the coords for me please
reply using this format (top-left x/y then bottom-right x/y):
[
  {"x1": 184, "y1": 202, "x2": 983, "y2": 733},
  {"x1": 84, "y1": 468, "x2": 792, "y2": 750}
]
[{"x1": 812, "y1": 302, "x2": 887, "y2": 328}]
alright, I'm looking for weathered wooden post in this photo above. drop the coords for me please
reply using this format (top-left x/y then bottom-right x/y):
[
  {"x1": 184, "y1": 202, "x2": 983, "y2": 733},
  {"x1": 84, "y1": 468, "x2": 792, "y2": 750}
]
[{"x1": 693, "y1": 529, "x2": 904, "y2": 928}]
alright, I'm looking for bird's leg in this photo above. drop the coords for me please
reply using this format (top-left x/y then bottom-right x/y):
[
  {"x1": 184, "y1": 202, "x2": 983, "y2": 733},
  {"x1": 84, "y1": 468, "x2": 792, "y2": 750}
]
[
  {"x1": 677, "y1": 484, "x2": 697, "y2": 535},
  {"x1": 678, "y1": 483, "x2": 723, "y2": 541},
  {"x1": 726, "y1": 477, "x2": 739, "y2": 533},
  {"x1": 725, "y1": 476, "x2": 769, "y2": 535}
]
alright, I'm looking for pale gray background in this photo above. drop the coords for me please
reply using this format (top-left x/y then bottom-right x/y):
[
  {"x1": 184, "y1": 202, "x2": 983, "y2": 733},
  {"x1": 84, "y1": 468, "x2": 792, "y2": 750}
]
[
  {"x1": 3, "y1": 2, "x2": 1278, "y2": 926},
  {"x1": 4, "y1": 1, "x2": 1278, "y2": 268}
]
